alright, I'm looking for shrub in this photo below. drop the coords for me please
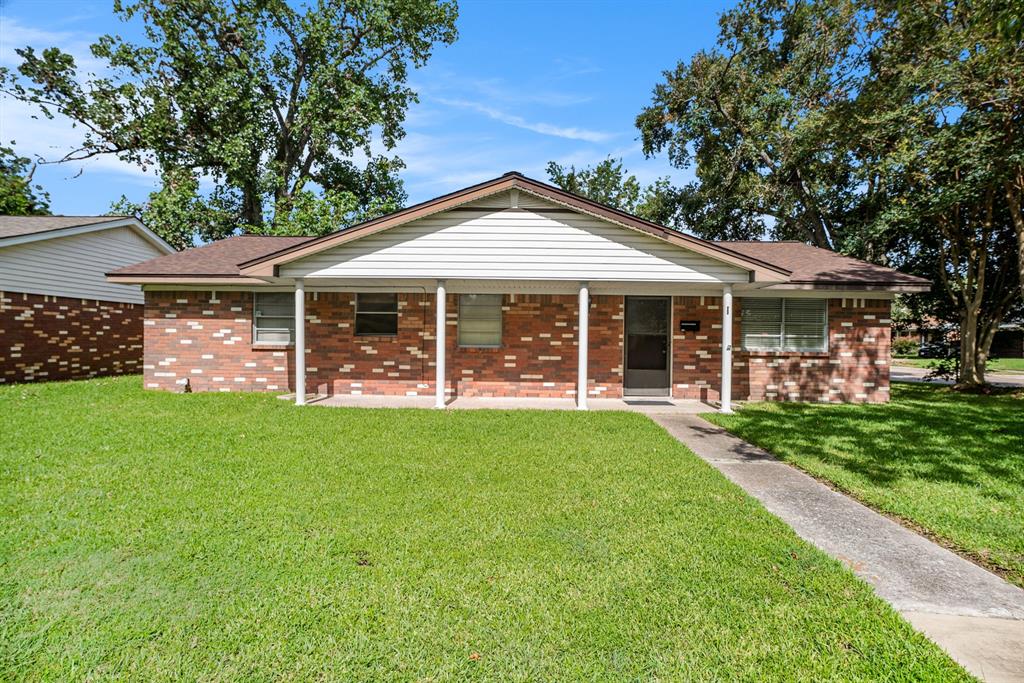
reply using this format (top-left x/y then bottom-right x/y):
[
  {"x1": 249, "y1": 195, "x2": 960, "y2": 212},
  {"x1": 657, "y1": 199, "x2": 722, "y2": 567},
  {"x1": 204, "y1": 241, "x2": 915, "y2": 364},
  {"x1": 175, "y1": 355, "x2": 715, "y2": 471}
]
[{"x1": 892, "y1": 338, "x2": 918, "y2": 357}]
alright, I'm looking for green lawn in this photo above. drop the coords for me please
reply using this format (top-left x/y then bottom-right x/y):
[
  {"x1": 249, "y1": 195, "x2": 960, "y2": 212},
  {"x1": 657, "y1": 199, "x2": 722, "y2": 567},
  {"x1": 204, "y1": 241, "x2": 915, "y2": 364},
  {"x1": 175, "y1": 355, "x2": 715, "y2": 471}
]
[
  {"x1": 707, "y1": 384, "x2": 1024, "y2": 588},
  {"x1": 893, "y1": 357, "x2": 1024, "y2": 372},
  {"x1": 1, "y1": 378, "x2": 968, "y2": 681}
]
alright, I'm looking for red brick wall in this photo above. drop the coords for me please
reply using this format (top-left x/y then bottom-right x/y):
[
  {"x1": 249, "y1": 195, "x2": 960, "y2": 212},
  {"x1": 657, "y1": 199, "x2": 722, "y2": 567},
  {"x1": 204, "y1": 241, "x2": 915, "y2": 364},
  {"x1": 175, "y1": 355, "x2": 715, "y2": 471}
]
[
  {"x1": 142, "y1": 290, "x2": 890, "y2": 403},
  {"x1": 1, "y1": 290, "x2": 143, "y2": 384},
  {"x1": 144, "y1": 290, "x2": 292, "y2": 392},
  {"x1": 672, "y1": 296, "x2": 891, "y2": 403}
]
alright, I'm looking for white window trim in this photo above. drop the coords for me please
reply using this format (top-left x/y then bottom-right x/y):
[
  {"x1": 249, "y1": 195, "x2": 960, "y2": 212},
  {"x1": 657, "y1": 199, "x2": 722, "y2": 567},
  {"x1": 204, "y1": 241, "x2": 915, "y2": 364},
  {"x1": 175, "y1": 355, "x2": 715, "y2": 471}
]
[
  {"x1": 458, "y1": 293, "x2": 503, "y2": 348},
  {"x1": 741, "y1": 298, "x2": 829, "y2": 353},
  {"x1": 354, "y1": 293, "x2": 399, "y2": 337},
  {"x1": 253, "y1": 291, "x2": 295, "y2": 345}
]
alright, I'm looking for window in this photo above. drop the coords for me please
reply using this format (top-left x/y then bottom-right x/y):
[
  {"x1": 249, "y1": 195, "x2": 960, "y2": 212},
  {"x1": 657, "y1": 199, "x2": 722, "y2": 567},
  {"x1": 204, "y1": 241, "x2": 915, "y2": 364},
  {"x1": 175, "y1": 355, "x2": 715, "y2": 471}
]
[
  {"x1": 741, "y1": 298, "x2": 827, "y2": 352},
  {"x1": 458, "y1": 294, "x2": 502, "y2": 347},
  {"x1": 253, "y1": 292, "x2": 294, "y2": 344},
  {"x1": 355, "y1": 293, "x2": 398, "y2": 336}
]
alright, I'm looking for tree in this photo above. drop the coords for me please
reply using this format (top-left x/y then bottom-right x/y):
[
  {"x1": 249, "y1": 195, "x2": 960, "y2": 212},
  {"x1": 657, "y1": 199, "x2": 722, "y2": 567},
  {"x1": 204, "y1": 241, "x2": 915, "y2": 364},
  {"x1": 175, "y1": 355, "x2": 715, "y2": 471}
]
[
  {"x1": 0, "y1": 145, "x2": 50, "y2": 215},
  {"x1": 1, "y1": 0, "x2": 457, "y2": 242},
  {"x1": 865, "y1": 0, "x2": 1024, "y2": 387},
  {"x1": 545, "y1": 158, "x2": 681, "y2": 227},
  {"x1": 635, "y1": 0, "x2": 1023, "y2": 388},
  {"x1": 635, "y1": 0, "x2": 874, "y2": 251}
]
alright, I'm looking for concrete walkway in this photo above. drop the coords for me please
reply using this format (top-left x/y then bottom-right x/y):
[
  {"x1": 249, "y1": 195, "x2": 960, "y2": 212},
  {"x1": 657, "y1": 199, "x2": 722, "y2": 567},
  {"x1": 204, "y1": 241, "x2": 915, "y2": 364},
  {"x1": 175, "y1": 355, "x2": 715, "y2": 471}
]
[{"x1": 651, "y1": 413, "x2": 1024, "y2": 682}]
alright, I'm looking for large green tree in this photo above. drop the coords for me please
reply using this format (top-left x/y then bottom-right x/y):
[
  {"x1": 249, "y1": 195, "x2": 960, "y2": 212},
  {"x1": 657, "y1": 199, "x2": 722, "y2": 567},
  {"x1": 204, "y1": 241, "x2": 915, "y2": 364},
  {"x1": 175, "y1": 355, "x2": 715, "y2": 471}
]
[
  {"x1": 545, "y1": 158, "x2": 681, "y2": 227},
  {"x1": 0, "y1": 145, "x2": 50, "y2": 216},
  {"x1": 636, "y1": 0, "x2": 1023, "y2": 388},
  {"x1": 1, "y1": 0, "x2": 457, "y2": 242}
]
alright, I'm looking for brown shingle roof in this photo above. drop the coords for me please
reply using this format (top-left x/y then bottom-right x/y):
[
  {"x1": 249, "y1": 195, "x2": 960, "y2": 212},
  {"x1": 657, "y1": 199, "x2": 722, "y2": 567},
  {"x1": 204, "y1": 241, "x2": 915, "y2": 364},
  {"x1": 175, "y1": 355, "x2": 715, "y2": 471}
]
[
  {"x1": 715, "y1": 241, "x2": 929, "y2": 287},
  {"x1": 0, "y1": 215, "x2": 134, "y2": 239},
  {"x1": 108, "y1": 235, "x2": 312, "y2": 277}
]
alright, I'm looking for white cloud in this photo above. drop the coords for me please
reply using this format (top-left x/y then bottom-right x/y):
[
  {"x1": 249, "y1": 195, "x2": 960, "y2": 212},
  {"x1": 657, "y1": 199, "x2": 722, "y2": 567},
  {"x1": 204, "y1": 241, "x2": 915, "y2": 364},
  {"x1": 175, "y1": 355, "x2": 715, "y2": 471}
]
[{"x1": 436, "y1": 98, "x2": 614, "y2": 143}]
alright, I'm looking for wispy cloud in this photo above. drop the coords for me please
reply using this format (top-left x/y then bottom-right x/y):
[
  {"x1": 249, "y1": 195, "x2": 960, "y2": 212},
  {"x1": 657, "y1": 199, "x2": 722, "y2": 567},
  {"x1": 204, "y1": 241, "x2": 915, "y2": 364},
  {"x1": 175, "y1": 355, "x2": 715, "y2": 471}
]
[{"x1": 436, "y1": 98, "x2": 613, "y2": 143}]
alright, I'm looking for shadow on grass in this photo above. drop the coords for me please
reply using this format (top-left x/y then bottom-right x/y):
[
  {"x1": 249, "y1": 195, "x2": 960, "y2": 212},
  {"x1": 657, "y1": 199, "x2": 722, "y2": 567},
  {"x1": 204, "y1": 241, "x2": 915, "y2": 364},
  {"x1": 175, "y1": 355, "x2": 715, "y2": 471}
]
[{"x1": 711, "y1": 385, "x2": 1023, "y2": 493}]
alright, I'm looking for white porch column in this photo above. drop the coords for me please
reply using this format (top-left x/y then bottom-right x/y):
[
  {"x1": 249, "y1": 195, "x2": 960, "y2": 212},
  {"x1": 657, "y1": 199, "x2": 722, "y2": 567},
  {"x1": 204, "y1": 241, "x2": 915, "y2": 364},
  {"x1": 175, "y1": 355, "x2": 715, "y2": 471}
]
[
  {"x1": 435, "y1": 280, "x2": 447, "y2": 408},
  {"x1": 577, "y1": 281, "x2": 589, "y2": 410},
  {"x1": 294, "y1": 278, "x2": 306, "y2": 406},
  {"x1": 720, "y1": 284, "x2": 733, "y2": 414}
]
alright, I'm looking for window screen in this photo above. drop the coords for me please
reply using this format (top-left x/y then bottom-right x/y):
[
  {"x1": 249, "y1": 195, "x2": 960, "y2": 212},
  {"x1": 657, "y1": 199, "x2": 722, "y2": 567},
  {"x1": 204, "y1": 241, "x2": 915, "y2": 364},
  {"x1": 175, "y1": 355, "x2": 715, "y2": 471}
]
[
  {"x1": 355, "y1": 293, "x2": 398, "y2": 336},
  {"x1": 741, "y1": 298, "x2": 826, "y2": 352},
  {"x1": 458, "y1": 294, "x2": 502, "y2": 347},
  {"x1": 253, "y1": 292, "x2": 295, "y2": 344}
]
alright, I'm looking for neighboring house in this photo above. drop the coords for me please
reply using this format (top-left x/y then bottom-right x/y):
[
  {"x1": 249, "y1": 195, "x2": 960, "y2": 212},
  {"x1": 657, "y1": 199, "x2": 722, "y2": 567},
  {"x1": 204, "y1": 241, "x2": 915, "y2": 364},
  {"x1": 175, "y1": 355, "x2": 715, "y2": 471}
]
[
  {"x1": 108, "y1": 172, "x2": 928, "y2": 411},
  {"x1": 0, "y1": 215, "x2": 174, "y2": 384}
]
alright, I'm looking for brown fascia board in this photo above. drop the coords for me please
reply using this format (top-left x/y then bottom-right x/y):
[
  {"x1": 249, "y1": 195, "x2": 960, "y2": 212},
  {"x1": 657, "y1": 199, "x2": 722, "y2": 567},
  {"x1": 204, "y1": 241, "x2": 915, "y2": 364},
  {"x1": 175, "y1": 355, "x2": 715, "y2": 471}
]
[
  {"x1": 238, "y1": 172, "x2": 791, "y2": 282},
  {"x1": 105, "y1": 274, "x2": 274, "y2": 285}
]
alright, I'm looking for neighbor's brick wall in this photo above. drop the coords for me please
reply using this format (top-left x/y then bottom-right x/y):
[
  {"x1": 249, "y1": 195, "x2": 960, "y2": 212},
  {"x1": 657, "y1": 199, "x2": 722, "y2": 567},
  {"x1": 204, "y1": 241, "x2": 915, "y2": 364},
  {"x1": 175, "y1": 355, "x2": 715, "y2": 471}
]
[
  {"x1": 671, "y1": 296, "x2": 891, "y2": 403},
  {"x1": 142, "y1": 291, "x2": 889, "y2": 403},
  {"x1": 0, "y1": 290, "x2": 142, "y2": 384}
]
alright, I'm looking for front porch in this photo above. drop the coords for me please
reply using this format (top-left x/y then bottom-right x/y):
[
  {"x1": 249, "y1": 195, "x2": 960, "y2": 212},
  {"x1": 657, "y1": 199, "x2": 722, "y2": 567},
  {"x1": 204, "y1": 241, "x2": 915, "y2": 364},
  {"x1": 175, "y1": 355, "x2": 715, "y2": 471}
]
[{"x1": 287, "y1": 281, "x2": 738, "y2": 413}]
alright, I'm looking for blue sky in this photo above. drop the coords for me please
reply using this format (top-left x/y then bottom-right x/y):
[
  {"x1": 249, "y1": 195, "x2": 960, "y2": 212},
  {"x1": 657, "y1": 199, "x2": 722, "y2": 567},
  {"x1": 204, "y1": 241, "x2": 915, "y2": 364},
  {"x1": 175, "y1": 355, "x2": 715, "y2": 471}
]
[{"x1": 0, "y1": 0, "x2": 729, "y2": 215}]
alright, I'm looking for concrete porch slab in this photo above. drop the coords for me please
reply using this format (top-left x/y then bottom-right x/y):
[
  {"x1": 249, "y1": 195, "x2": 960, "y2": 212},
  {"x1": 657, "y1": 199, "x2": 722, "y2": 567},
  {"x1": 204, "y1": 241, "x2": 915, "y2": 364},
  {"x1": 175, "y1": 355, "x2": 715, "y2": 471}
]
[{"x1": 288, "y1": 393, "x2": 715, "y2": 414}]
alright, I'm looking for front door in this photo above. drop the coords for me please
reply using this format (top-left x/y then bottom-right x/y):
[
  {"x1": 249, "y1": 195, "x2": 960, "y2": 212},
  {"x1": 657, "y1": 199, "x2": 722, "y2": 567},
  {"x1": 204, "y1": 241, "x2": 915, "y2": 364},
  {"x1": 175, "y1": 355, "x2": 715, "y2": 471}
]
[{"x1": 624, "y1": 296, "x2": 671, "y2": 396}]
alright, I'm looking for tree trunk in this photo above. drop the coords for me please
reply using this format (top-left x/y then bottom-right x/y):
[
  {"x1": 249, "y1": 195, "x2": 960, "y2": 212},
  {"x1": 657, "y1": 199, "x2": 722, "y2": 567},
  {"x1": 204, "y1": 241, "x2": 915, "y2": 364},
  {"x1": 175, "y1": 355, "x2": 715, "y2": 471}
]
[
  {"x1": 1005, "y1": 181, "x2": 1024, "y2": 299},
  {"x1": 957, "y1": 307, "x2": 986, "y2": 387}
]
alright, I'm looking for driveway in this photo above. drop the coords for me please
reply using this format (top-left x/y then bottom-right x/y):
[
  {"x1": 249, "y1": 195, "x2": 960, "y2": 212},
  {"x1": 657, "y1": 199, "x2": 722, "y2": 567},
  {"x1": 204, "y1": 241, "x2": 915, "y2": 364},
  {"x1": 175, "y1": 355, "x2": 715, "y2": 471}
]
[{"x1": 891, "y1": 364, "x2": 1024, "y2": 388}]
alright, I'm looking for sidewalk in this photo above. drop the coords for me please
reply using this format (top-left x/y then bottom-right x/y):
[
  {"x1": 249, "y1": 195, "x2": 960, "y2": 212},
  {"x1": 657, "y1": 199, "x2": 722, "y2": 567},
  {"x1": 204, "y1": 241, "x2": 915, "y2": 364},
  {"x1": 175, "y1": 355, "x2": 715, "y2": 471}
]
[
  {"x1": 891, "y1": 365, "x2": 1024, "y2": 388},
  {"x1": 651, "y1": 413, "x2": 1024, "y2": 683}
]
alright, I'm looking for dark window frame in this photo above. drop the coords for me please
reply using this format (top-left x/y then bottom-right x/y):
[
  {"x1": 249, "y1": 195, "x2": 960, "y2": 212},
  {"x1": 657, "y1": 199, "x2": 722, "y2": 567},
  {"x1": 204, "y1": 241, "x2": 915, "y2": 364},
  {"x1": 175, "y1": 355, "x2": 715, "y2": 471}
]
[{"x1": 355, "y1": 293, "x2": 399, "y2": 337}]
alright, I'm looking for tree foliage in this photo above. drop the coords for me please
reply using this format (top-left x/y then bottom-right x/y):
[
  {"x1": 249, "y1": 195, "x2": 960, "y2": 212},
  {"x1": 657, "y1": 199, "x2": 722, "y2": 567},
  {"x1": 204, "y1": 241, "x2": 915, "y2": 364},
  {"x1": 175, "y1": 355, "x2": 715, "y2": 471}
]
[
  {"x1": 545, "y1": 158, "x2": 681, "y2": 227},
  {"x1": 636, "y1": 0, "x2": 1023, "y2": 387},
  {"x1": 1, "y1": 0, "x2": 457, "y2": 241},
  {"x1": 0, "y1": 145, "x2": 50, "y2": 216}
]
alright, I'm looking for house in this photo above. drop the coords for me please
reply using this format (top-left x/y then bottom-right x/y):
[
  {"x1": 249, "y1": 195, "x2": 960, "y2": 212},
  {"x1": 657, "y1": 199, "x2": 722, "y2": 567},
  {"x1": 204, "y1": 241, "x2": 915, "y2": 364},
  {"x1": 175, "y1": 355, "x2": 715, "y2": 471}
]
[
  {"x1": 1, "y1": 215, "x2": 174, "y2": 384},
  {"x1": 107, "y1": 172, "x2": 928, "y2": 411}
]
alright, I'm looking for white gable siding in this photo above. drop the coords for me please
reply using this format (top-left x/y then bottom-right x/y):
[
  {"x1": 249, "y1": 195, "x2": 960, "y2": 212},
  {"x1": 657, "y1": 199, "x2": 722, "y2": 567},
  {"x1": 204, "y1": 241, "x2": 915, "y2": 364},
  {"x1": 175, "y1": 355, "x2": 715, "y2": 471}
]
[
  {"x1": 0, "y1": 226, "x2": 166, "y2": 303},
  {"x1": 282, "y1": 207, "x2": 749, "y2": 283}
]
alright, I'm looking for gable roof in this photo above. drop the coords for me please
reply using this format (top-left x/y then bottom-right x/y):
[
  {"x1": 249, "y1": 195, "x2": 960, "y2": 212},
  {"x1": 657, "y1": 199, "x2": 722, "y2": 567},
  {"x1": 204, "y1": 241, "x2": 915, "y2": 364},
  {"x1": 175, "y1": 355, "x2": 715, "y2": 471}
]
[
  {"x1": 236, "y1": 172, "x2": 791, "y2": 282},
  {"x1": 718, "y1": 242, "x2": 929, "y2": 288},
  {"x1": 0, "y1": 215, "x2": 175, "y2": 253}
]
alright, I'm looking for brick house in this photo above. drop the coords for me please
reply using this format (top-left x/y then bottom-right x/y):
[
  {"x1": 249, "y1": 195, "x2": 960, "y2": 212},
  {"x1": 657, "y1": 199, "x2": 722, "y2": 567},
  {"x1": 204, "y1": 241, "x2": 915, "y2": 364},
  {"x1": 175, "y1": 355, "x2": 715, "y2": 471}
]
[
  {"x1": 0, "y1": 215, "x2": 173, "y2": 384},
  {"x1": 108, "y1": 172, "x2": 928, "y2": 411}
]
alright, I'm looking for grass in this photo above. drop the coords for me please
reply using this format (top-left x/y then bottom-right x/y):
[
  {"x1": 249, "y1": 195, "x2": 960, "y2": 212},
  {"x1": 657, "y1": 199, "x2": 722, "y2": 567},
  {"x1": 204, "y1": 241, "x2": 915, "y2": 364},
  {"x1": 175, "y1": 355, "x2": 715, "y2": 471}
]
[
  {"x1": 1, "y1": 378, "x2": 969, "y2": 681},
  {"x1": 893, "y1": 357, "x2": 1024, "y2": 372},
  {"x1": 706, "y1": 384, "x2": 1024, "y2": 588}
]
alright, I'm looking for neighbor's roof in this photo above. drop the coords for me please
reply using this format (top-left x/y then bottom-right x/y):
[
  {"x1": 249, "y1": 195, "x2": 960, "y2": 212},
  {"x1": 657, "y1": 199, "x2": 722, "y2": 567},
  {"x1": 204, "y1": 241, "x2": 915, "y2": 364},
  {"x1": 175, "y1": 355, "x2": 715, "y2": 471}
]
[
  {"x1": 0, "y1": 214, "x2": 175, "y2": 253},
  {"x1": 109, "y1": 235, "x2": 312, "y2": 277},
  {"x1": 0, "y1": 215, "x2": 133, "y2": 239},
  {"x1": 717, "y1": 242, "x2": 929, "y2": 287}
]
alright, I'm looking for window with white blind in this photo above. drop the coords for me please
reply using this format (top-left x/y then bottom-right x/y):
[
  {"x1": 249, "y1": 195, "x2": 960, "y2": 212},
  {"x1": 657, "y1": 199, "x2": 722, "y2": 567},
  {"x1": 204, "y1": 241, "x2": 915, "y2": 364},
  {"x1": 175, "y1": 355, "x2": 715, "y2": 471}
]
[
  {"x1": 253, "y1": 292, "x2": 295, "y2": 344},
  {"x1": 740, "y1": 298, "x2": 827, "y2": 352},
  {"x1": 458, "y1": 294, "x2": 502, "y2": 347}
]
